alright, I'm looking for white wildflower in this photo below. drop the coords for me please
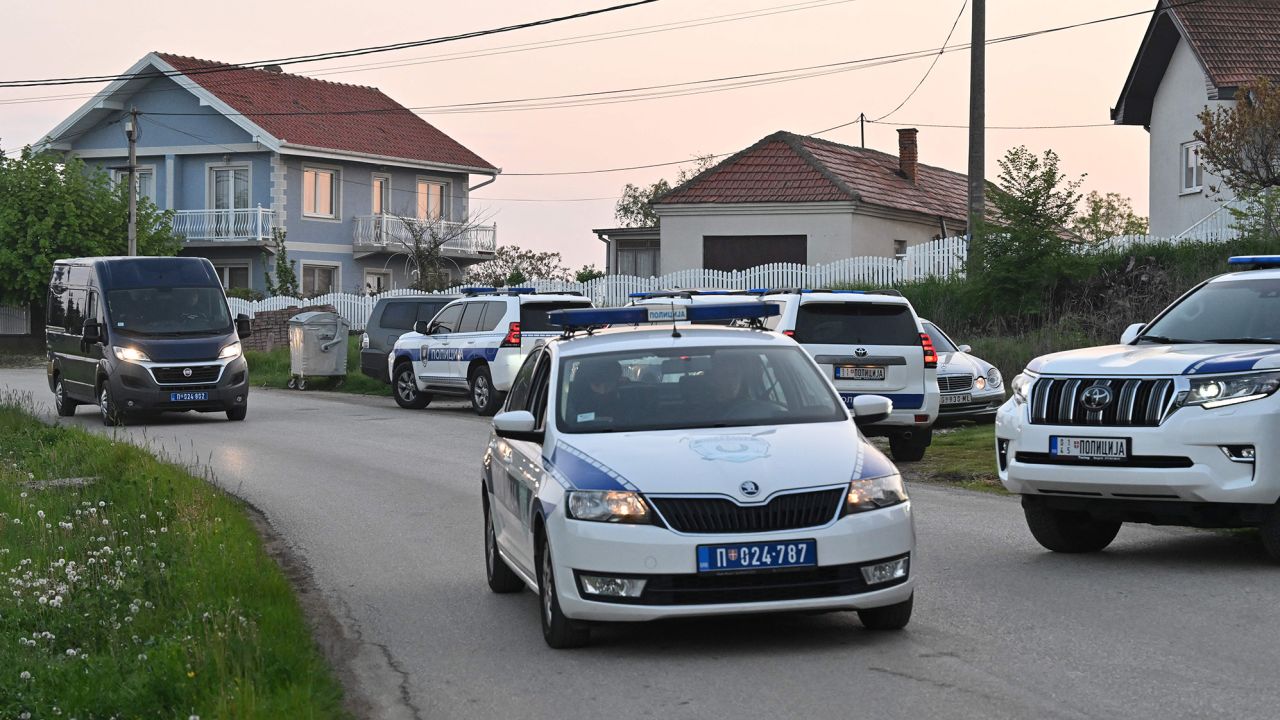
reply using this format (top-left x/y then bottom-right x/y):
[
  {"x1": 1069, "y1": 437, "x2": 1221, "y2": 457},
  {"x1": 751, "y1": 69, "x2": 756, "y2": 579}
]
[{"x1": 19, "y1": 670, "x2": 32, "y2": 680}]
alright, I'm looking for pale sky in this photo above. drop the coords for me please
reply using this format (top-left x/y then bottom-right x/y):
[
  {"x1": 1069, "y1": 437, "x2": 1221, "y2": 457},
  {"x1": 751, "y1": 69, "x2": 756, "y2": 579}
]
[{"x1": 0, "y1": 0, "x2": 1155, "y2": 268}]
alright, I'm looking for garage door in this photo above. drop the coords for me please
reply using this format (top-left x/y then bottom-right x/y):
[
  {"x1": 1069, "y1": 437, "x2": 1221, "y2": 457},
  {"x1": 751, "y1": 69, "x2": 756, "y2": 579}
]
[{"x1": 702, "y1": 235, "x2": 807, "y2": 271}]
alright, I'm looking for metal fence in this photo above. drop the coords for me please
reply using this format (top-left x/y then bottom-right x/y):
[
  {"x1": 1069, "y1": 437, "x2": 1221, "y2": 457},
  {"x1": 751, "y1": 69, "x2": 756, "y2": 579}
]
[{"x1": 0, "y1": 304, "x2": 31, "y2": 335}]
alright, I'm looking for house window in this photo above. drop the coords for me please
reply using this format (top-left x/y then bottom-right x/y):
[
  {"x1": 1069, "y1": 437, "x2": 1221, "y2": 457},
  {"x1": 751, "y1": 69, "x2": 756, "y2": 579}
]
[
  {"x1": 364, "y1": 269, "x2": 391, "y2": 294},
  {"x1": 416, "y1": 180, "x2": 447, "y2": 221},
  {"x1": 302, "y1": 264, "x2": 338, "y2": 297},
  {"x1": 372, "y1": 174, "x2": 390, "y2": 215},
  {"x1": 1181, "y1": 141, "x2": 1204, "y2": 193},
  {"x1": 616, "y1": 239, "x2": 660, "y2": 277},
  {"x1": 303, "y1": 167, "x2": 338, "y2": 218},
  {"x1": 114, "y1": 168, "x2": 157, "y2": 203},
  {"x1": 893, "y1": 240, "x2": 908, "y2": 259},
  {"x1": 214, "y1": 264, "x2": 251, "y2": 290}
]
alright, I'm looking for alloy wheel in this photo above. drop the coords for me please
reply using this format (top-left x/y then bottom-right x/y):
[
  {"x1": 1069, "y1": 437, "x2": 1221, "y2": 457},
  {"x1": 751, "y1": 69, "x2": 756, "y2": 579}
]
[
  {"x1": 473, "y1": 375, "x2": 490, "y2": 408},
  {"x1": 397, "y1": 372, "x2": 416, "y2": 403}
]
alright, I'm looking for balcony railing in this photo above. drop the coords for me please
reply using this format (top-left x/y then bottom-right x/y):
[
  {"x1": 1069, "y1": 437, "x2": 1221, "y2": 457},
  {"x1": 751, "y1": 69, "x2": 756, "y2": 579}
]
[
  {"x1": 172, "y1": 207, "x2": 276, "y2": 243},
  {"x1": 353, "y1": 215, "x2": 497, "y2": 255}
]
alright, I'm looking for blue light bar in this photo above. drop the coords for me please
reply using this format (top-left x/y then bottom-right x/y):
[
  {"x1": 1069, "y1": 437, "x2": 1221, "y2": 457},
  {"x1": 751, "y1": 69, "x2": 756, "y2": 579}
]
[
  {"x1": 460, "y1": 287, "x2": 496, "y2": 294},
  {"x1": 548, "y1": 306, "x2": 649, "y2": 327},
  {"x1": 1228, "y1": 255, "x2": 1280, "y2": 267},
  {"x1": 548, "y1": 302, "x2": 781, "y2": 329},
  {"x1": 685, "y1": 302, "x2": 780, "y2": 321},
  {"x1": 506, "y1": 287, "x2": 536, "y2": 294}
]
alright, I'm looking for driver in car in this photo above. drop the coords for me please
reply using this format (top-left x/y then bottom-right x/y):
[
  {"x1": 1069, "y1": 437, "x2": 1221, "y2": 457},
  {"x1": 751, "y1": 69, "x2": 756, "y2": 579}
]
[{"x1": 569, "y1": 359, "x2": 624, "y2": 425}]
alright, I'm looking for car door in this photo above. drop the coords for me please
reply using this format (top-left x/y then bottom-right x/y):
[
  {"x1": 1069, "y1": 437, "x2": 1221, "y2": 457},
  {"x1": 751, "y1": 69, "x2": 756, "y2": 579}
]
[
  {"x1": 420, "y1": 302, "x2": 464, "y2": 385},
  {"x1": 449, "y1": 300, "x2": 491, "y2": 378},
  {"x1": 794, "y1": 299, "x2": 926, "y2": 411},
  {"x1": 60, "y1": 285, "x2": 95, "y2": 396},
  {"x1": 491, "y1": 348, "x2": 547, "y2": 576}
]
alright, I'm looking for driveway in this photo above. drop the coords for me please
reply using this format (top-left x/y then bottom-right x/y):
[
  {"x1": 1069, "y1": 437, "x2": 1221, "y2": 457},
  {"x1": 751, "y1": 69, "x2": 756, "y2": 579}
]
[{"x1": 2, "y1": 367, "x2": 1278, "y2": 720}]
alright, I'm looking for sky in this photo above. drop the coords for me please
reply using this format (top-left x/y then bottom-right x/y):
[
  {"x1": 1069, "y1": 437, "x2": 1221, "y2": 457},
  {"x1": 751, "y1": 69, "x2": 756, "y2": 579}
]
[{"x1": 0, "y1": 0, "x2": 1157, "y2": 269}]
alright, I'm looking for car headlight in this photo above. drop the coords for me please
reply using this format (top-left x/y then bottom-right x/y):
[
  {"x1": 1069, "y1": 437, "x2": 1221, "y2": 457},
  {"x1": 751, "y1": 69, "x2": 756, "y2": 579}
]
[
  {"x1": 1010, "y1": 372, "x2": 1035, "y2": 404},
  {"x1": 974, "y1": 376, "x2": 987, "y2": 390},
  {"x1": 566, "y1": 491, "x2": 652, "y2": 524},
  {"x1": 218, "y1": 341, "x2": 242, "y2": 360},
  {"x1": 844, "y1": 473, "x2": 907, "y2": 514},
  {"x1": 112, "y1": 346, "x2": 150, "y2": 363},
  {"x1": 987, "y1": 367, "x2": 1002, "y2": 388},
  {"x1": 1176, "y1": 371, "x2": 1280, "y2": 409}
]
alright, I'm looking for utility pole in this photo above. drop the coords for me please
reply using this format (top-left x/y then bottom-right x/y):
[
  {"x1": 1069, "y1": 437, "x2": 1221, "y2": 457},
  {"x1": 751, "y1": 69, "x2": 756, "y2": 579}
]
[
  {"x1": 125, "y1": 107, "x2": 139, "y2": 256},
  {"x1": 967, "y1": 0, "x2": 985, "y2": 235}
]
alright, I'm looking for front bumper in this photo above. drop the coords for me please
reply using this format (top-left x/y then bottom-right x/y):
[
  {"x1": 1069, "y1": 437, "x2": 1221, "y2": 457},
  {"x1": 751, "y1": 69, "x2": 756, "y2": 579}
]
[
  {"x1": 110, "y1": 356, "x2": 249, "y2": 414},
  {"x1": 546, "y1": 503, "x2": 915, "y2": 622},
  {"x1": 996, "y1": 394, "x2": 1280, "y2": 505},
  {"x1": 937, "y1": 392, "x2": 1004, "y2": 422}
]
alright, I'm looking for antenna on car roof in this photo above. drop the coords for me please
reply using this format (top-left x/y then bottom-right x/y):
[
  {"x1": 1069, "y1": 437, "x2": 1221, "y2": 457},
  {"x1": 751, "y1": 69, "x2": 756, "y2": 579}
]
[{"x1": 670, "y1": 300, "x2": 681, "y2": 339}]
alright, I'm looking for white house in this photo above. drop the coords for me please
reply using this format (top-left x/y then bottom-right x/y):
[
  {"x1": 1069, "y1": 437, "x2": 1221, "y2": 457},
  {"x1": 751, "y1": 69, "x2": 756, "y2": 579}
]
[{"x1": 1112, "y1": 0, "x2": 1280, "y2": 237}]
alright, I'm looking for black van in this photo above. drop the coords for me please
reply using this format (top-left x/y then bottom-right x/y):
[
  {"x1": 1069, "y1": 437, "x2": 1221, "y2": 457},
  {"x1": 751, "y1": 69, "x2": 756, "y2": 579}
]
[{"x1": 45, "y1": 257, "x2": 252, "y2": 424}]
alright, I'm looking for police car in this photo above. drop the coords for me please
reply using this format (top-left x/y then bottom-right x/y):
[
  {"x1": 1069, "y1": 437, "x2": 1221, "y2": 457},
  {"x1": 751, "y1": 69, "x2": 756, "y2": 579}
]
[
  {"x1": 480, "y1": 303, "x2": 916, "y2": 648},
  {"x1": 998, "y1": 256, "x2": 1280, "y2": 559},
  {"x1": 388, "y1": 289, "x2": 592, "y2": 415}
]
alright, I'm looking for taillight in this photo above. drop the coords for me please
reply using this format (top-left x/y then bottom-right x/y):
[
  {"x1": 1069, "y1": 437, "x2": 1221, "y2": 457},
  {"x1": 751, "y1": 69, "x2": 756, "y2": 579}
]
[
  {"x1": 920, "y1": 332, "x2": 938, "y2": 369},
  {"x1": 501, "y1": 322, "x2": 521, "y2": 348},
  {"x1": 782, "y1": 329, "x2": 795, "y2": 337}
]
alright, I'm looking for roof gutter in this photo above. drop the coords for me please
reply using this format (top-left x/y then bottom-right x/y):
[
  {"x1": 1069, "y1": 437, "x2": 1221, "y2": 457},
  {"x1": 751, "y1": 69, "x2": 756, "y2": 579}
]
[{"x1": 469, "y1": 173, "x2": 498, "y2": 192}]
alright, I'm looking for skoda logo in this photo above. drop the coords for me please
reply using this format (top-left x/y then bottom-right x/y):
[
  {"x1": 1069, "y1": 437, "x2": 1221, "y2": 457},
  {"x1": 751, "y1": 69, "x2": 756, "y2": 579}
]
[
  {"x1": 739, "y1": 481, "x2": 760, "y2": 497},
  {"x1": 1080, "y1": 385, "x2": 1113, "y2": 411},
  {"x1": 182, "y1": 367, "x2": 193, "y2": 378},
  {"x1": 855, "y1": 347, "x2": 868, "y2": 357}
]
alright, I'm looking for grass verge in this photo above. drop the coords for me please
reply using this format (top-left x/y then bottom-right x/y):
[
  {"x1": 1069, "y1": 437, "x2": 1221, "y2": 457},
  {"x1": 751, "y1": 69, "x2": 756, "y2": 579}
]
[
  {"x1": 245, "y1": 335, "x2": 389, "y2": 396},
  {"x1": 0, "y1": 395, "x2": 348, "y2": 719},
  {"x1": 891, "y1": 424, "x2": 1005, "y2": 493}
]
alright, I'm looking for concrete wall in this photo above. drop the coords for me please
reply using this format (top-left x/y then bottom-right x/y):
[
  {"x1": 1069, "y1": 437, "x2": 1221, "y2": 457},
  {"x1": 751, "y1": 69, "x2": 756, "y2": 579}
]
[{"x1": 1149, "y1": 38, "x2": 1234, "y2": 236}]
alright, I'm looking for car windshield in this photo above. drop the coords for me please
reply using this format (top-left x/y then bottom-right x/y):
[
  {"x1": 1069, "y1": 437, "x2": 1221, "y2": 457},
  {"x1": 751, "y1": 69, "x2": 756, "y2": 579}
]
[
  {"x1": 922, "y1": 322, "x2": 958, "y2": 352},
  {"x1": 106, "y1": 287, "x2": 233, "y2": 336},
  {"x1": 1141, "y1": 277, "x2": 1280, "y2": 343},
  {"x1": 556, "y1": 345, "x2": 848, "y2": 433}
]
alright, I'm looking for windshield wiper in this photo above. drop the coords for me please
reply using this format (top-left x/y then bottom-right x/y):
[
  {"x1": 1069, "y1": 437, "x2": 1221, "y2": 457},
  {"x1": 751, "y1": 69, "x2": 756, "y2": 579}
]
[
  {"x1": 1204, "y1": 337, "x2": 1280, "y2": 344},
  {"x1": 1134, "y1": 335, "x2": 1197, "y2": 344}
]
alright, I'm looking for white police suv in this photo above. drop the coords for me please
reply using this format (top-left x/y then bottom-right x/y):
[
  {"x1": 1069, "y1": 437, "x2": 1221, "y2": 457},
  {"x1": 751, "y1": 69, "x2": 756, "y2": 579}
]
[
  {"x1": 760, "y1": 290, "x2": 940, "y2": 461},
  {"x1": 388, "y1": 289, "x2": 591, "y2": 415},
  {"x1": 998, "y1": 256, "x2": 1280, "y2": 559},
  {"x1": 480, "y1": 303, "x2": 916, "y2": 648}
]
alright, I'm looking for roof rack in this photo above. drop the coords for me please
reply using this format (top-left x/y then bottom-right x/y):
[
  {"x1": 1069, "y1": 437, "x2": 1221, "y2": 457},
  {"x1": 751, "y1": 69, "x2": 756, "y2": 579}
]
[
  {"x1": 461, "y1": 287, "x2": 582, "y2": 297},
  {"x1": 758, "y1": 288, "x2": 903, "y2": 297},
  {"x1": 628, "y1": 289, "x2": 755, "y2": 299}
]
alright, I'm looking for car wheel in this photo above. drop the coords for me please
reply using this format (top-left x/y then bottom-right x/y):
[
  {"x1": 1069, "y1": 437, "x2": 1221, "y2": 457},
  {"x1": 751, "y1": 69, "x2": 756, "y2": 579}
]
[
  {"x1": 392, "y1": 363, "x2": 431, "y2": 409},
  {"x1": 1022, "y1": 498, "x2": 1121, "y2": 553},
  {"x1": 99, "y1": 384, "x2": 123, "y2": 427},
  {"x1": 888, "y1": 431, "x2": 930, "y2": 462},
  {"x1": 286, "y1": 377, "x2": 297, "y2": 390},
  {"x1": 484, "y1": 494, "x2": 524, "y2": 593},
  {"x1": 296, "y1": 378, "x2": 307, "y2": 391},
  {"x1": 537, "y1": 534, "x2": 590, "y2": 649},
  {"x1": 53, "y1": 375, "x2": 78, "y2": 417},
  {"x1": 226, "y1": 406, "x2": 248, "y2": 422},
  {"x1": 858, "y1": 594, "x2": 913, "y2": 630},
  {"x1": 469, "y1": 365, "x2": 500, "y2": 416},
  {"x1": 1259, "y1": 508, "x2": 1280, "y2": 562}
]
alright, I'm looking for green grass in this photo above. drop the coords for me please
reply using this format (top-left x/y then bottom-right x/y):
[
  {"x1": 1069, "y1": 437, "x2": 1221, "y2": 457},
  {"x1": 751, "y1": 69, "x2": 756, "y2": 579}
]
[
  {"x1": 0, "y1": 396, "x2": 348, "y2": 719},
  {"x1": 892, "y1": 424, "x2": 1005, "y2": 493},
  {"x1": 245, "y1": 335, "x2": 389, "y2": 396}
]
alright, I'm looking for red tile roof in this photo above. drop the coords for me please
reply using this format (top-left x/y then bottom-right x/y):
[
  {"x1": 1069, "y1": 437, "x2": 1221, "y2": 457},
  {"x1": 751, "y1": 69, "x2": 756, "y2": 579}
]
[
  {"x1": 654, "y1": 131, "x2": 973, "y2": 224},
  {"x1": 157, "y1": 53, "x2": 496, "y2": 171},
  {"x1": 1170, "y1": 0, "x2": 1280, "y2": 89}
]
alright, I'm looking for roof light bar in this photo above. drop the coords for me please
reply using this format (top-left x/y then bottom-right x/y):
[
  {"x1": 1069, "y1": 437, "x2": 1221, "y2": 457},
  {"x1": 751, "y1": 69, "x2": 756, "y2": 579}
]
[
  {"x1": 548, "y1": 302, "x2": 781, "y2": 329},
  {"x1": 460, "y1": 287, "x2": 497, "y2": 294},
  {"x1": 1228, "y1": 255, "x2": 1280, "y2": 268}
]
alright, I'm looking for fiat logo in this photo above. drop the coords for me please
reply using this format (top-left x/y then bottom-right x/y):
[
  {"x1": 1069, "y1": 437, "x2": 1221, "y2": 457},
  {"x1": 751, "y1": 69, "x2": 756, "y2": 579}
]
[
  {"x1": 739, "y1": 481, "x2": 760, "y2": 497},
  {"x1": 182, "y1": 367, "x2": 193, "y2": 378},
  {"x1": 1080, "y1": 385, "x2": 1113, "y2": 411},
  {"x1": 855, "y1": 347, "x2": 868, "y2": 357}
]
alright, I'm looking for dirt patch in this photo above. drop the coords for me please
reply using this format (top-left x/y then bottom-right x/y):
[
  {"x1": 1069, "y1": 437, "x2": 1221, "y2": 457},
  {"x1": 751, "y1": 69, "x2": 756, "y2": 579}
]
[{"x1": 0, "y1": 354, "x2": 43, "y2": 369}]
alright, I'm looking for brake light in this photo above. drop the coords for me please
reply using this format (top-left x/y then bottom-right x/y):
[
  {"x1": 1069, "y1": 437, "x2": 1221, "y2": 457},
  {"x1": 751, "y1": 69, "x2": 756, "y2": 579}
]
[
  {"x1": 920, "y1": 332, "x2": 938, "y2": 369},
  {"x1": 501, "y1": 322, "x2": 521, "y2": 348}
]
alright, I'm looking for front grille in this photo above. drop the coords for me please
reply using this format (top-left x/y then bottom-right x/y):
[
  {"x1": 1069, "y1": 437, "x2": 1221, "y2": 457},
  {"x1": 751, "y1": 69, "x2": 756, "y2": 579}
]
[
  {"x1": 939, "y1": 374, "x2": 974, "y2": 393},
  {"x1": 1030, "y1": 377, "x2": 1174, "y2": 426},
  {"x1": 649, "y1": 488, "x2": 845, "y2": 534},
  {"x1": 150, "y1": 365, "x2": 222, "y2": 385},
  {"x1": 1014, "y1": 452, "x2": 1194, "y2": 469}
]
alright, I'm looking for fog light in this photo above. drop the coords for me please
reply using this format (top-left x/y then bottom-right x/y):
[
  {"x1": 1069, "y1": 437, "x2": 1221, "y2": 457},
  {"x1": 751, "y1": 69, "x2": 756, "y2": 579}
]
[
  {"x1": 914, "y1": 414, "x2": 929, "y2": 423},
  {"x1": 997, "y1": 439, "x2": 1010, "y2": 471},
  {"x1": 1220, "y1": 445, "x2": 1255, "y2": 463},
  {"x1": 126, "y1": 400, "x2": 136, "y2": 408},
  {"x1": 861, "y1": 557, "x2": 909, "y2": 585},
  {"x1": 579, "y1": 574, "x2": 646, "y2": 598},
  {"x1": 235, "y1": 395, "x2": 244, "y2": 404}
]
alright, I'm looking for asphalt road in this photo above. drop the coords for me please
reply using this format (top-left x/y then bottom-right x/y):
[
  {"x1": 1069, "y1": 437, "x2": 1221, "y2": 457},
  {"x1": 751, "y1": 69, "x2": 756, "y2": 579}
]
[{"x1": 3, "y1": 367, "x2": 1278, "y2": 720}]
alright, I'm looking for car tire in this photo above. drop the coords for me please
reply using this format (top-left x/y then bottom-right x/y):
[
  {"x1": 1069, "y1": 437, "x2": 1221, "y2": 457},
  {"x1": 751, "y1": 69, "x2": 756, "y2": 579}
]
[
  {"x1": 537, "y1": 534, "x2": 590, "y2": 649},
  {"x1": 226, "y1": 406, "x2": 248, "y2": 422},
  {"x1": 857, "y1": 594, "x2": 913, "y2": 631},
  {"x1": 392, "y1": 363, "x2": 431, "y2": 410},
  {"x1": 889, "y1": 430, "x2": 930, "y2": 462},
  {"x1": 1022, "y1": 498, "x2": 1120, "y2": 553},
  {"x1": 1259, "y1": 508, "x2": 1280, "y2": 562},
  {"x1": 484, "y1": 494, "x2": 524, "y2": 594},
  {"x1": 53, "y1": 375, "x2": 78, "y2": 417},
  {"x1": 469, "y1": 365, "x2": 501, "y2": 416},
  {"x1": 99, "y1": 383, "x2": 123, "y2": 427}
]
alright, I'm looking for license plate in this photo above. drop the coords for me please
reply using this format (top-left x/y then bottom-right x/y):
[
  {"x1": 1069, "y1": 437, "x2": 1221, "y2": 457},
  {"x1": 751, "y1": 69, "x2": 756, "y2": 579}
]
[
  {"x1": 835, "y1": 366, "x2": 886, "y2": 381},
  {"x1": 941, "y1": 393, "x2": 972, "y2": 405},
  {"x1": 1050, "y1": 436, "x2": 1129, "y2": 461},
  {"x1": 169, "y1": 391, "x2": 209, "y2": 402},
  {"x1": 696, "y1": 539, "x2": 817, "y2": 573}
]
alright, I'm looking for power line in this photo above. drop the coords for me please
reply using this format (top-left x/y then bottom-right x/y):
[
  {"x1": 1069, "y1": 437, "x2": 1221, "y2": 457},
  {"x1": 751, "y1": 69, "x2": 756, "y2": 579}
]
[
  {"x1": 869, "y1": 119, "x2": 1112, "y2": 129},
  {"x1": 0, "y1": 1, "x2": 662, "y2": 88},
  {"x1": 873, "y1": 0, "x2": 967, "y2": 122}
]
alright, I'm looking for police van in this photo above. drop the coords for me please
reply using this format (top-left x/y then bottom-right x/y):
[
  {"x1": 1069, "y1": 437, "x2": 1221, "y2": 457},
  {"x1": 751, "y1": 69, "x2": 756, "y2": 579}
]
[
  {"x1": 481, "y1": 302, "x2": 916, "y2": 648},
  {"x1": 998, "y1": 256, "x2": 1280, "y2": 559},
  {"x1": 388, "y1": 288, "x2": 592, "y2": 415}
]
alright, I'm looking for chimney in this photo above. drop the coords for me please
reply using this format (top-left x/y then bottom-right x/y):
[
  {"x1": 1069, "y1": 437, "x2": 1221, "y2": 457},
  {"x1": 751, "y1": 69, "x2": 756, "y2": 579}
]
[
  {"x1": 897, "y1": 127, "x2": 918, "y2": 184},
  {"x1": 263, "y1": 64, "x2": 284, "y2": 74}
]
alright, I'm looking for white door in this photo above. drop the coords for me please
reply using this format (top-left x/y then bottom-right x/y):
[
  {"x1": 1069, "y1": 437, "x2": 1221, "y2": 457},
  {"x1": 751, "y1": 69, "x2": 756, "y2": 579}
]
[{"x1": 211, "y1": 167, "x2": 249, "y2": 238}]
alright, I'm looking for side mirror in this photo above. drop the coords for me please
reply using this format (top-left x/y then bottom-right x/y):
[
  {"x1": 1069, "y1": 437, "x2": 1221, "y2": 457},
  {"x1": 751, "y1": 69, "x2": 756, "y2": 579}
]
[
  {"x1": 493, "y1": 410, "x2": 544, "y2": 443},
  {"x1": 82, "y1": 319, "x2": 103, "y2": 344},
  {"x1": 1120, "y1": 323, "x2": 1145, "y2": 345},
  {"x1": 957, "y1": 344, "x2": 972, "y2": 354},
  {"x1": 851, "y1": 395, "x2": 893, "y2": 427},
  {"x1": 414, "y1": 320, "x2": 432, "y2": 335},
  {"x1": 236, "y1": 313, "x2": 253, "y2": 339}
]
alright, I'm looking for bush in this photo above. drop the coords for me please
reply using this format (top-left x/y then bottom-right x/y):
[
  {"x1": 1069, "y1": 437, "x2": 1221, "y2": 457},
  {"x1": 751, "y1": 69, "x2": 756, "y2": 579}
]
[{"x1": 225, "y1": 287, "x2": 265, "y2": 301}]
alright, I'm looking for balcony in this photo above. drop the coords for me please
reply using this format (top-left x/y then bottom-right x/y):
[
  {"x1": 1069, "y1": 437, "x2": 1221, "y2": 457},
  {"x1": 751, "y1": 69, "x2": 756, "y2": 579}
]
[
  {"x1": 172, "y1": 208, "x2": 276, "y2": 245},
  {"x1": 352, "y1": 215, "x2": 497, "y2": 258}
]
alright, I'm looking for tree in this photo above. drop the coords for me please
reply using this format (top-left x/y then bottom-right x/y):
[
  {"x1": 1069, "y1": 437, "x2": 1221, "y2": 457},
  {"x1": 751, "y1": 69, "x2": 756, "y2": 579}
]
[
  {"x1": 574, "y1": 264, "x2": 605, "y2": 282},
  {"x1": 262, "y1": 228, "x2": 300, "y2": 297},
  {"x1": 1196, "y1": 76, "x2": 1280, "y2": 197},
  {"x1": 613, "y1": 154, "x2": 716, "y2": 228},
  {"x1": 465, "y1": 245, "x2": 570, "y2": 286},
  {"x1": 382, "y1": 210, "x2": 495, "y2": 292},
  {"x1": 0, "y1": 146, "x2": 180, "y2": 307},
  {"x1": 1071, "y1": 191, "x2": 1149, "y2": 243}
]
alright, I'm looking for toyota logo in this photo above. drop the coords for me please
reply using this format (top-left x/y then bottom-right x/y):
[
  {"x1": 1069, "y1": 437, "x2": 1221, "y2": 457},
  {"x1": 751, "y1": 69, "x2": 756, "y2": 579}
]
[
  {"x1": 739, "y1": 481, "x2": 760, "y2": 497},
  {"x1": 182, "y1": 367, "x2": 193, "y2": 378},
  {"x1": 855, "y1": 348, "x2": 868, "y2": 357},
  {"x1": 1080, "y1": 385, "x2": 1113, "y2": 411}
]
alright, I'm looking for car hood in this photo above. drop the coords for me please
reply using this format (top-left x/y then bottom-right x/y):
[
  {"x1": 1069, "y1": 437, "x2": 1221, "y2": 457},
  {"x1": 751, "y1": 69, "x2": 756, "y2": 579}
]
[
  {"x1": 547, "y1": 422, "x2": 897, "y2": 499},
  {"x1": 938, "y1": 351, "x2": 989, "y2": 376},
  {"x1": 111, "y1": 331, "x2": 237, "y2": 362},
  {"x1": 1025, "y1": 343, "x2": 1280, "y2": 377}
]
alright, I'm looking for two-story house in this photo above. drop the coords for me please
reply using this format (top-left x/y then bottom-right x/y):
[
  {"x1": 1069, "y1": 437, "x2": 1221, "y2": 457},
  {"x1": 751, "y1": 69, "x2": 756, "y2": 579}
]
[
  {"x1": 1112, "y1": 0, "x2": 1280, "y2": 237},
  {"x1": 36, "y1": 52, "x2": 499, "y2": 295}
]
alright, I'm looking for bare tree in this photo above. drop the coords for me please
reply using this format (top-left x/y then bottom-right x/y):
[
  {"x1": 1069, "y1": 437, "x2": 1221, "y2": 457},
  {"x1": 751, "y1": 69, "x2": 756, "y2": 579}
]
[{"x1": 381, "y1": 209, "x2": 496, "y2": 291}]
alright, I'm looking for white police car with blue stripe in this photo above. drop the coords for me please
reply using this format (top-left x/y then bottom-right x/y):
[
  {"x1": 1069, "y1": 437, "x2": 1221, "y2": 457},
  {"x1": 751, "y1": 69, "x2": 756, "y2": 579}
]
[
  {"x1": 998, "y1": 256, "x2": 1280, "y2": 559},
  {"x1": 480, "y1": 302, "x2": 916, "y2": 648}
]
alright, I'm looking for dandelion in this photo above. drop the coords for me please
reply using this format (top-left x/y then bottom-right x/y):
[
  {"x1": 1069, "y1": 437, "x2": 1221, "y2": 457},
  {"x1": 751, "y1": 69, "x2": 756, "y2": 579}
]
[
  {"x1": 65, "y1": 648, "x2": 77, "y2": 657},
  {"x1": 98, "y1": 501, "x2": 105, "y2": 507},
  {"x1": 137, "y1": 653, "x2": 147, "y2": 661},
  {"x1": 19, "y1": 670, "x2": 32, "y2": 680},
  {"x1": 19, "y1": 712, "x2": 31, "y2": 720},
  {"x1": 36, "y1": 510, "x2": 45, "y2": 519},
  {"x1": 19, "y1": 491, "x2": 27, "y2": 497},
  {"x1": 187, "y1": 670, "x2": 196, "y2": 679}
]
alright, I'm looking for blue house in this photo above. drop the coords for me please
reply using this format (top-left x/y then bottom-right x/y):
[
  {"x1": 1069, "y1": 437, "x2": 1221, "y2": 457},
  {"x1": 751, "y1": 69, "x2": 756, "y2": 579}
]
[{"x1": 36, "y1": 52, "x2": 500, "y2": 295}]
